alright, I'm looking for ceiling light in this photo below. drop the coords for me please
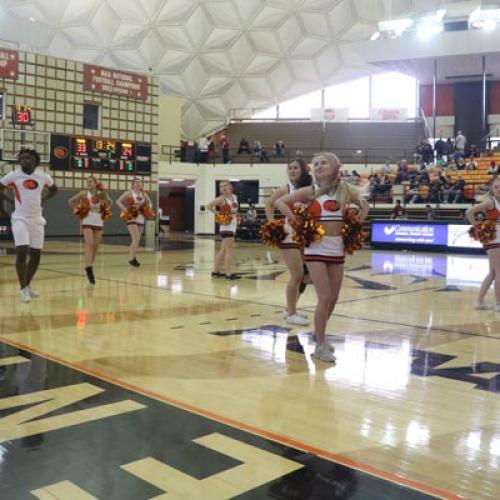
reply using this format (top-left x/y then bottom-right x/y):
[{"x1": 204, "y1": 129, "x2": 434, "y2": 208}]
[
  {"x1": 370, "y1": 31, "x2": 381, "y2": 41},
  {"x1": 378, "y1": 18, "x2": 414, "y2": 35},
  {"x1": 29, "y1": 16, "x2": 36, "y2": 22},
  {"x1": 417, "y1": 11, "x2": 445, "y2": 40},
  {"x1": 469, "y1": 7, "x2": 500, "y2": 31},
  {"x1": 172, "y1": 178, "x2": 185, "y2": 182}
]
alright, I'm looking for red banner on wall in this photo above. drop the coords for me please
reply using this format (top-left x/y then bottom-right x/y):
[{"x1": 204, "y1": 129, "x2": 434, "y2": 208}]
[
  {"x1": 84, "y1": 64, "x2": 148, "y2": 100},
  {"x1": 0, "y1": 49, "x2": 18, "y2": 80}
]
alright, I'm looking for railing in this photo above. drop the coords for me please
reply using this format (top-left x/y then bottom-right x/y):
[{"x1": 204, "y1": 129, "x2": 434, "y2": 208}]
[
  {"x1": 480, "y1": 125, "x2": 500, "y2": 152},
  {"x1": 160, "y1": 144, "x2": 417, "y2": 167},
  {"x1": 418, "y1": 106, "x2": 432, "y2": 140}
]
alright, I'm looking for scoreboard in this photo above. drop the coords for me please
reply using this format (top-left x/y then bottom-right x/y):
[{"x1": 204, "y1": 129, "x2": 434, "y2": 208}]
[{"x1": 50, "y1": 134, "x2": 152, "y2": 175}]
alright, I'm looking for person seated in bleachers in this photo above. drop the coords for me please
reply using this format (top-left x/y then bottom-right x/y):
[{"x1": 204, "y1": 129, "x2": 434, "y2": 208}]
[
  {"x1": 465, "y1": 157, "x2": 477, "y2": 170},
  {"x1": 238, "y1": 138, "x2": 251, "y2": 154},
  {"x1": 382, "y1": 161, "x2": 392, "y2": 174},
  {"x1": 395, "y1": 169, "x2": 408, "y2": 184},
  {"x1": 391, "y1": 200, "x2": 406, "y2": 219},
  {"x1": 379, "y1": 175, "x2": 392, "y2": 199},
  {"x1": 419, "y1": 169, "x2": 430, "y2": 184},
  {"x1": 488, "y1": 161, "x2": 498, "y2": 175},
  {"x1": 349, "y1": 170, "x2": 361, "y2": 185},
  {"x1": 456, "y1": 158, "x2": 466, "y2": 170},
  {"x1": 425, "y1": 204, "x2": 435, "y2": 220},
  {"x1": 252, "y1": 140, "x2": 262, "y2": 156},
  {"x1": 368, "y1": 174, "x2": 380, "y2": 201},
  {"x1": 443, "y1": 176, "x2": 465, "y2": 203},
  {"x1": 407, "y1": 176, "x2": 420, "y2": 204},
  {"x1": 428, "y1": 178, "x2": 442, "y2": 203},
  {"x1": 274, "y1": 140, "x2": 285, "y2": 157}
]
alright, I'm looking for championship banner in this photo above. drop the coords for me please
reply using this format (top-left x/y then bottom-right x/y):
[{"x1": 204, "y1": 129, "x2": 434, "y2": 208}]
[
  {"x1": 84, "y1": 64, "x2": 148, "y2": 100},
  {"x1": 370, "y1": 108, "x2": 408, "y2": 121},
  {"x1": 0, "y1": 49, "x2": 18, "y2": 80},
  {"x1": 311, "y1": 107, "x2": 349, "y2": 121}
]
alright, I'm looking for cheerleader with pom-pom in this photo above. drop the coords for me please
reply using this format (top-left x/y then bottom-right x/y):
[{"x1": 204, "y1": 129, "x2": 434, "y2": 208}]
[
  {"x1": 466, "y1": 176, "x2": 500, "y2": 311},
  {"x1": 68, "y1": 176, "x2": 112, "y2": 284},
  {"x1": 265, "y1": 159, "x2": 312, "y2": 326},
  {"x1": 276, "y1": 153, "x2": 368, "y2": 362},
  {"x1": 116, "y1": 177, "x2": 153, "y2": 267},
  {"x1": 207, "y1": 181, "x2": 240, "y2": 280}
]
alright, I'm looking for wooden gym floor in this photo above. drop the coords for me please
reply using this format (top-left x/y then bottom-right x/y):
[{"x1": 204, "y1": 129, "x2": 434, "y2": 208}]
[{"x1": 0, "y1": 234, "x2": 499, "y2": 499}]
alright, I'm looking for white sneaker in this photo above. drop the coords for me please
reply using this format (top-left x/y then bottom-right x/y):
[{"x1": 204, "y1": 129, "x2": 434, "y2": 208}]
[
  {"x1": 287, "y1": 314, "x2": 309, "y2": 326},
  {"x1": 311, "y1": 334, "x2": 335, "y2": 351},
  {"x1": 27, "y1": 287, "x2": 39, "y2": 298},
  {"x1": 312, "y1": 344, "x2": 336, "y2": 362},
  {"x1": 19, "y1": 288, "x2": 32, "y2": 303}
]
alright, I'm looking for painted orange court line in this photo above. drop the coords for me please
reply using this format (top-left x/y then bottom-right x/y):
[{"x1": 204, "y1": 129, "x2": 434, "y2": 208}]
[{"x1": 0, "y1": 335, "x2": 463, "y2": 500}]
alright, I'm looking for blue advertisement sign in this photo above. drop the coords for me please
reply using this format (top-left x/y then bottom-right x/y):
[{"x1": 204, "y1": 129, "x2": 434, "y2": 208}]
[{"x1": 371, "y1": 222, "x2": 449, "y2": 246}]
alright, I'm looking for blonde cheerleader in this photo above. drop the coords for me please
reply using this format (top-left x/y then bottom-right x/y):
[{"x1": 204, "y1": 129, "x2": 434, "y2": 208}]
[
  {"x1": 207, "y1": 181, "x2": 240, "y2": 280},
  {"x1": 68, "y1": 176, "x2": 112, "y2": 284},
  {"x1": 276, "y1": 152, "x2": 369, "y2": 362}
]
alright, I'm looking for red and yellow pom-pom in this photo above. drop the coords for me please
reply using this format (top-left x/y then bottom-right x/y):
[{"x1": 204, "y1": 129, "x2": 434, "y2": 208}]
[
  {"x1": 259, "y1": 219, "x2": 287, "y2": 247},
  {"x1": 469, "y1": 220, "x2": 496, "y2": 244},
  {"x1": 140, "y1": 203, "x2": 156, "y2": 220},
  {"x1": 96, "y1": 182, "x2": 105, "y2": 192},
  {"x1": 290, "y1": 206, "x2": 325, "y2": 247},
  {"x1": 120, "y1": 204, "x2": 139, "y2": 221},
  {"x1": 100, "y1": 203, "x2": 112, "y2": 222},
  {"x1": 341, "y1": 209, "x2": 365, "y2": 255},
  {"x1": 73, "y1": 198, "x2": 90, "y2": 219},
  {"x1": 215, "y1": 212, "x2": 232, "y2": 225}
]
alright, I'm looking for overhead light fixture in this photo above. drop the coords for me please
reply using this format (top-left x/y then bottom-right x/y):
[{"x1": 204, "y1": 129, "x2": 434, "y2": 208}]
[
  {"x1": 229, "y1": 178, "x2": 240, "y2": 181},
  {"x1": 370, "y1": 31, "x2": 381, "y2": 41},
  {"x1": 29, "y1": 16, "x2": 36, "y2": 22},
  {"x1": 378, "y1": 18, "x2": 414, "y2": 37},
  {"x1": 417, "y1": 10, "x2": 445, "y2": 40},
  {"x1": 172, "y1": 178, "x2": 185, "y2": 182},
  {"x1": 469, "y1": 7, "x2": 500, "y2": 31}
]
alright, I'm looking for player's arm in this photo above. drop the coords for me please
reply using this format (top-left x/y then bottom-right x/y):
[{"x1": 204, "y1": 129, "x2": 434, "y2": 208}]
[
  {"x1": 0, "y1": 173, "x2": 14, "y2": 204},
  {"x1": 68, "y1": 191, "x2": 85, "y2": 208},
  {"x1": 207, "y1": 195, "x2": 225, "y2": 214},
  {"x1": 116, "y1": 191, "x2": 130, "y2": 211},
  {"x1": 42, "y1": 183, "x2": 58, "y2": 204}
]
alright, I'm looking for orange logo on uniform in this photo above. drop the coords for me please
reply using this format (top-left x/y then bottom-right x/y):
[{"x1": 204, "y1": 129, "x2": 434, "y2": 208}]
[
  {"x1": 54, "y1": 146, "x2": 69, "y2": 159},
  {"x1": 323, "y1": 200, "x2": 338, "y2": 212},
  {"x1": 220, "y1": 204, "x2": 231, "y2": 214},
  {"x1": 23, "y1": 179, "x2": 39, "y2": 190},
  {"x1": 487, "y1": 209, "x2": 499, "y2": 221}
]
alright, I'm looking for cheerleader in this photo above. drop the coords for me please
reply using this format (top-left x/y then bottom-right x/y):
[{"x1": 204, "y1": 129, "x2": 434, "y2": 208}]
[
  {"x1": 276, "y1": 152, "x2": 369, "y2": 362},
  {"x1": 68, "y1": 176, "x2": 112, "y2": 284},
  {"x1": 265, "y1": 159, "x2": 312, "y2": 326},
  {"x1": 116, "y1": 177, "x2": 153, "y2": 267},
  {"x1": 207, "y1": 181, "x2": 240, "y2": 280},
  {"x1": 466, "y1": 175, "x2": 500, "y2": 311}
]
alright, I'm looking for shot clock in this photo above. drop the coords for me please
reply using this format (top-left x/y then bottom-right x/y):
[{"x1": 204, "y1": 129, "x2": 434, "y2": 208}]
[
  {"x1": 50, "y1": 134, "x2": 151, "y2": 175},
  {"x1": 11, "y1": 104, "x2": 33, "y2": 126}
]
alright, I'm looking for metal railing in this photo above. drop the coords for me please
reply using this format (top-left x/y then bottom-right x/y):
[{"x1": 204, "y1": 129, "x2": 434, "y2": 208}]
[{"x1": 160, "y1": 144, "x2": 417, "y2": 167}]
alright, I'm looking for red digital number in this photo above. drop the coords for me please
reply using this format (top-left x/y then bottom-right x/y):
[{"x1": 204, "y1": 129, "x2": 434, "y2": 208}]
[
  {"x1": 76, "y1": 141, "x2": 87, "y2": 154},
  {"x1": 17, "y1": 111, "x2": 30, "y2": 123}
]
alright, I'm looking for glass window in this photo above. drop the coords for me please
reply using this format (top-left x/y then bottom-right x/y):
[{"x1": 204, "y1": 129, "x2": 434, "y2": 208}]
[
  {"x1": 83, "y1": 103, "x2": 99, "y2": 130},
  {"x1": 278, "y1": 90, "x2": 322, "y2": 119},
  {"x1": 324, "y1": 77, "x2": 370, "y2": 119},
  {"x1": 371, "y1": 72, "x2": 417, "y2": 118},
  {"x1": 252, "y1": 106, "x2": 277, "y2": 119}
]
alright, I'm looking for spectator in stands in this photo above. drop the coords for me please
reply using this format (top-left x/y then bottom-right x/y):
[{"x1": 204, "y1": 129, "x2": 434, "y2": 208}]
[
  {"x1": 407, "y1": 176, "x2": 421, "y2": 204},
  {"x1": 252, "y1": 140, "x2": 262, "y2": 157},
  {"x1": 456, "y1": 158, "x2": 466, "y2": 170},
  {"x1": 425, "y1": 204, "x2": 435, "y2": 220},
  {"x1": 198, "y1": 136, "x2": 209, "y2": 163},
  {"x1": 428, "y1": 178, "x2": 442, "y2": 203},
  {"x1": 455, "y1": 130, "x2": 466, "y2": 154},
  {"x1": 444, "y1": 138, "x2": 454, "y2": 164},
  {"x1": 274, "y1": 140, "x2": 285, "y2": 158},
  {"x1": 380, "y1": 175, "x2": 392, "y2": 200},
  {"x1": 220, "y1": 135, "x2": 230, "y2": 164},
  {"x1": 238, "y1": 138, "x2": 251, "y2": 154},
  {"x1": 391, "y1": 200, "x2": 406, "y2": 219},
  {"x1": 395, "y1": 168, "x2": 408, "y2": 184},
  {"x1": 180, "y1": 140, "x2": 187, "y2": 162},
  {"x1": 185, "y1": 140, "x2": 196, "y2": 162},
  {"x1": 382, "y1": 161, "x2": 392, "y2": 174},
  {"x1": 469, "y1": 144, "x2": 480, "y2": 158},
  {"x1": 465, "y1": 157, "x2": 477, "y2": 170},
  {"x1": 434, "y1": 135, "x2": 445, "y2": 162},
  {"x1": 421, "y1": 139, "x2": 434, "y2": 164},
  {"x1": 350, "y1": 170, "x2": 361, "y2": 185},
  {"x1": 207, "y1": 137, "x2": 216, "y2": 163},
  {"x1": 368, "y1": 174, "x2": 380, "y2": 201},
  {"x1": 243, "y1": 203, "x2": 257, "y2": 224},
  {"x1": 443, "y1": 176, "x2": 465, "y2": 203},
  {"x1": 259, "y1": 147, "x2": 270, "y2": 163},
  {"x1": 488, "y1": 161, "x2": 498, "y2": 175},
  {"x1": 419, "y1": 168, "x2": 430, "y2": 184}
]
